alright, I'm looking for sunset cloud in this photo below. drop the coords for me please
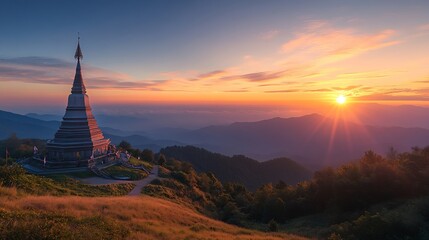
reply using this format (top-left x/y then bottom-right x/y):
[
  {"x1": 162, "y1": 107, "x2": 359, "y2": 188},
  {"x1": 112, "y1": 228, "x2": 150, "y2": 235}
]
[
  {"x1": 282, "y1": 22, "x2": 399, "y2": 64},
  {"x1": 332, "y1": 85, "x2": 363, "y2": 91},
  {"x1": 2, "y1": 0, "x2": 429, "y2": 110},
  {"x1": 264, "y1": 89, "x2": 301, "y2": 93},
  {"x1": 358, "y1": 93, "x2": 429, "y2": 102},
  {"x1": 0, "y1": 57, "x2": 165, "y2": 90},
  {"x1": 1, "y1": 19, "x2": 427, "y2": 106},
  {"x1": 197, "y1": 70, "x2": 229, "y2": 79},
  {"x1": 352, "y1": 85, "x2": 429, "y2": 102},
  {"x1": 166, "y1": 22, "x2": 403, "y2": 96},
  {"x1": 223, "y1": 70, "x2": 286, "y2": 82},
  {"x1": 335, "y1": 71, "x2": 391, "y2": 80},
  {"x1": 418, "y1": 23, "x2": 429, "y2": 32}
]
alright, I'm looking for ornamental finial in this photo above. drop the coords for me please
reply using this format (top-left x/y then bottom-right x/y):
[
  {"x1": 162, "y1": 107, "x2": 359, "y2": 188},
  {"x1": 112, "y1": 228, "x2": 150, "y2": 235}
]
[{"x1": 74, "y1": 33, "x2": 83, "y2": 60}]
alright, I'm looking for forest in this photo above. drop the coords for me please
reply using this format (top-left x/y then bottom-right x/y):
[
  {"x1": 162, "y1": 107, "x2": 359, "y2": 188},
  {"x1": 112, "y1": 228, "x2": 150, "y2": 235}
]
[{"x1": 145, "y1": 147, "x2": 429, "y2": 239}]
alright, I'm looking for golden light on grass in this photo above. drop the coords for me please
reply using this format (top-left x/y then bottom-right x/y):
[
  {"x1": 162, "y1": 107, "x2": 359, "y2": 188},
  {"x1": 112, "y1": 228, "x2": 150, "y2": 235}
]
[
  {"x1": 0, "y1": 190, "x2": 307, "y2": 240},
  {"x1": 336, "y1": 95, "x2": 347, "y2": 105}
]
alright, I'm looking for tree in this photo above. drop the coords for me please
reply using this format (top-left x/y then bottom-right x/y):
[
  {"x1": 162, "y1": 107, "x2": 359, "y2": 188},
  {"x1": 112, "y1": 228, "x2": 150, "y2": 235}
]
[
  {"x1": 118, "y1": 141, "x2": 131, "y2": 151},
  {"x1": 158, "y1": 154, "x2": 166, "y2": 166},
  {"x1": 386, "y1": 147, "x2": 398, "y2": 161},
  {"x1": 141, "y1": 149, "x2": 154, "y2": 162}
]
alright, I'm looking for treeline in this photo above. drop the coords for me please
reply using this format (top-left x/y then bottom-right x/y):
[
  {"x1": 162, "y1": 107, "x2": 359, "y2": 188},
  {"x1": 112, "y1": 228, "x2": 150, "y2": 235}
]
[
  {"x1": 253, "y1": 149, "x2": 429, "y2": 221},
  {"x1": 145, "y1": 147, "x2": 429, "y2": 239},
  {"x1": 0, "y1": 134, "x2": 47, "y2": 161},
  {"x1": 118, "y1": 140, "x2": 155, "y2": 162}
]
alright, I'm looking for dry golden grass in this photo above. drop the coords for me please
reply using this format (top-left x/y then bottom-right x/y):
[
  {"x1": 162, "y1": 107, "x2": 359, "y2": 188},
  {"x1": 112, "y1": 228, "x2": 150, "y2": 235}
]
[{"x1": 0, "y1": 186, "x2": 306, "y2": 240}]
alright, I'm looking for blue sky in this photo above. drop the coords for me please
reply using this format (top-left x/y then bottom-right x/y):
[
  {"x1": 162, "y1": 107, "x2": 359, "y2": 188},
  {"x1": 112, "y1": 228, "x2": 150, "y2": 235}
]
[
  {"x1": 1, "y1": 0, "x2": 429, "y2": 115},
  {"x1": 2, "y1": 0, "x2": 426, "y2": 78}
]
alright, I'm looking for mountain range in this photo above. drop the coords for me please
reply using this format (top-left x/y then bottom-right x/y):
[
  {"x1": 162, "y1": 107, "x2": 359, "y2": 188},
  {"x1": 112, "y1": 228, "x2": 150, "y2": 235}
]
[
  {"x1": 3, "y1": 107, "x2": 429, "y2": 170},
  {"x1": 0, "y1": 110, "x2": 59, "y2": 139},
  {"x1": 179, "y1": 114, "x2": 429, "y2": 168},
  {"x1": 0, "y1": 110, "x2": 181, "y2": 151}
]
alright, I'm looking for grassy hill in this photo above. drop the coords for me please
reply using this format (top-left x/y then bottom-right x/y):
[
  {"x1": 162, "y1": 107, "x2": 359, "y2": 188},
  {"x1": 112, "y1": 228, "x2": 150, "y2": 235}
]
[
  {"x1": 0, "y1": 165, "x2": 135, "y2": 196},
  {"x1": 0, "y1": 187, "x2": 306, "y2": 240},
  {"x1": 0, "y1": 162, "x2": 306, "y2": 239}
]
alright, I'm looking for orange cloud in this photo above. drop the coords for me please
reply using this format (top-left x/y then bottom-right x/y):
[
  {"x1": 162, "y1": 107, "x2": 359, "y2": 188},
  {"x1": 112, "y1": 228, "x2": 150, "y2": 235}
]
[
  {"x1": 418, "y1": 23, "x2": 429, "y2": 31},
  {"x1": 282, "y1": 22, "x2": 399, "y2": 64},
  {"x1": 4, "y1": 20, "x2": 427, "y2": 106},
  {"x1": 197, "y1": 70, "x2": 229, "y2": 79}
]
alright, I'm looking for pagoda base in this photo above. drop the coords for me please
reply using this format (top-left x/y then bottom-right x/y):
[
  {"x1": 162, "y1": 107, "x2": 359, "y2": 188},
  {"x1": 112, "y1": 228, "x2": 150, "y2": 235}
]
[{"x1": 32, "y1": 153, "x2": 117, "y2": 169}]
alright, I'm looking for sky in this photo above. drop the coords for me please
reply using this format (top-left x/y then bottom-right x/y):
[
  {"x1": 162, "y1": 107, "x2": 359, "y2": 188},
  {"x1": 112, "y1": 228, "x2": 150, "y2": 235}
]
[{"x1": 1, "y1": 0, "x2": 429, "y2": 116}]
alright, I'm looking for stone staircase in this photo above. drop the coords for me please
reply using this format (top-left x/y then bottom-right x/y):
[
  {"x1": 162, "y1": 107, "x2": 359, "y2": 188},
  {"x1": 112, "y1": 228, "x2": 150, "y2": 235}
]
[
  {"x1": 120, "y1": 159, "x2": 150, "y2": 174},
  {"x1": 90, "y1": 166, "x2": 113, "y2": 179},
  {"x1": 88, "y1": 154, "x2": 150, "y2": 180}
]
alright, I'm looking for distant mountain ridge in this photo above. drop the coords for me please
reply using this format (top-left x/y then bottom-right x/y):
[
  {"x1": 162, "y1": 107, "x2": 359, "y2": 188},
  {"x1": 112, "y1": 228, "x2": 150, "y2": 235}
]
[
  {"x1": 0, "y1": 110, "x2": 59, "y2": 139},
  {"x1": 4, "y1": 109, "x2": 429, "y2": 170},
  {"x1": 1, "y1": 109, "x2": 183, "y2": 151},
  {"x1": 160, "y1": 145, "x2": 312, "y2": 190},
  {"x1": 180, "y1": 114, "x2": 429, "y2": 169},
  {"x1": 25, "y1": 113, "x2": 62, "y2": 122},
  {"x1": 349, "y1": 103, "x2": 429, "y2": 129}
]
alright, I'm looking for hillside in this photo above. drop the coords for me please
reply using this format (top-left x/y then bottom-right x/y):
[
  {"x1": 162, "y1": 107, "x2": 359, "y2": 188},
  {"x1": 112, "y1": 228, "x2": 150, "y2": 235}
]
[
  {"x1": 0, "y1": 110, "x2": 59, "y2": 139},
  {"x1": 160, "y1": 146, "x2": 312, "y2": 190},
  {"x1": 147, "y1": 146, "x2": 429, "y2": 239},
  {"x1": 0, "y1": 189, "x2": 305, "y2": 240},
  {"x1": 180, "y1": 114, "x2": 429, "y2": 168}
]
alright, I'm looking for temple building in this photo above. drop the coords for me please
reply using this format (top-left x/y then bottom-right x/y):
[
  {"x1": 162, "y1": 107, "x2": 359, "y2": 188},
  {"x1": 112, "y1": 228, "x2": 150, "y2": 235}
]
[{"x1": 44, "y1": 39, "x2": 112, "y2": 168}]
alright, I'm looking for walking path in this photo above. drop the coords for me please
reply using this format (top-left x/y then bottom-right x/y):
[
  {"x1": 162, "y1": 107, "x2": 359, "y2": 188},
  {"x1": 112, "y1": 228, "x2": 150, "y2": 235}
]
[
  {"x1": 128, "y1": 165, "x2": 159, "y2": 196},
  {"x1": 77, "y1": 165, "x2": 160, "y2": 193},
  {"x1": 21, "y1": 155, "x2": 160, "y2": 195},
  {"x1": 77, "y1": 177, "x2": 130, "y2": 185}
]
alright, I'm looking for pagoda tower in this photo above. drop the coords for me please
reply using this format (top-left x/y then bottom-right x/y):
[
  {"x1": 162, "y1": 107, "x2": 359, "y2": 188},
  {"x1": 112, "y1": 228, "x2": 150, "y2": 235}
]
[{"x1": 45, "y1": 39, "x2": 111, "y2": 168}]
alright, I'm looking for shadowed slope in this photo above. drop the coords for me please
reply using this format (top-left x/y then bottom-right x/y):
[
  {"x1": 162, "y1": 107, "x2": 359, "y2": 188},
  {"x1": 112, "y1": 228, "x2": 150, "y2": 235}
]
[{"x1": 160, "y1": 146, "x2": 312, "y2": 190}]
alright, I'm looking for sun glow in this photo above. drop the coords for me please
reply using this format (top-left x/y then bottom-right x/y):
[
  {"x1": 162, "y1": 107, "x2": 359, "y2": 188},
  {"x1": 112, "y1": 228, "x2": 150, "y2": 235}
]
[{"x1": 336, "y1": 95, "x2": 347, "y2": 105}]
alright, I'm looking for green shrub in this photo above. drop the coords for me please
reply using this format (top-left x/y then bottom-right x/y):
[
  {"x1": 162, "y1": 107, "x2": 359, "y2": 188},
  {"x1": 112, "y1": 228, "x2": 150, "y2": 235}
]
[{"x1": 171, "y1": 171, "x2": 190, "y2": 185}]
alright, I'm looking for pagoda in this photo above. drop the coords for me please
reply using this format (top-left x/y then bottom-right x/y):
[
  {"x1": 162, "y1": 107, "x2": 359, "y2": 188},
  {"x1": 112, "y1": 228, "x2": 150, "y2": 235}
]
[{"x1": 44, "y1": 39, "x2": 111, "y2": 168}]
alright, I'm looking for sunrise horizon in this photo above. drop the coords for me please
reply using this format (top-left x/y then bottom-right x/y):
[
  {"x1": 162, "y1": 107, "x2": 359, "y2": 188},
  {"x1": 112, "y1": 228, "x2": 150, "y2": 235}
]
[{"x1": 1, "y1": 0, "x2": 429, "y2": 114}]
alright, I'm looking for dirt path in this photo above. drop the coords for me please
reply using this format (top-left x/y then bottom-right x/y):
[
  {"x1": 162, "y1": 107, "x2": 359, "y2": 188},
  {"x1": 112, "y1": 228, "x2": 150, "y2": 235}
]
[{"x1": 128, "y1": 165, "x2": 159, "y2": 196}]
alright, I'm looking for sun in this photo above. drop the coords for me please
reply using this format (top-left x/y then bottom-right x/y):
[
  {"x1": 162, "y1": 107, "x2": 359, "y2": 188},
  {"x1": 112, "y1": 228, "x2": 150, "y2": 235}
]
[{"x1": 336, "y1": 95, "x2": 347, "y2": 105}]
